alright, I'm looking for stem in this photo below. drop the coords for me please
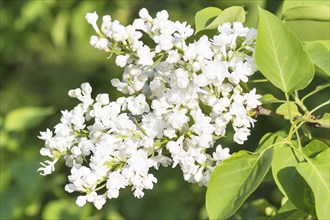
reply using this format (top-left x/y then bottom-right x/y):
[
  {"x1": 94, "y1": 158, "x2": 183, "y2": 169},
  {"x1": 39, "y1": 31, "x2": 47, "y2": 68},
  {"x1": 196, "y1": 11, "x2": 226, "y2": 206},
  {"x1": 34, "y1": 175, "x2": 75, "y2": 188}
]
[
  {"x1": 132, "y1": 117, "x2": 148, "y2": 136},
  {"x1": 285, "y1": 93, "x2": 294, "y2": 141},
  {"x1": 310, "y1": 99, "x2": 330, "y2": 114},
  {"x1": 292, "y1": 91, "x2": 310, "y2": 115},
  {"x1": 302, "y1": 83, "x2": 330, "y2": 102},
  {"x1": 249, "y1": 79, "x2": 269, "y2": 83}
]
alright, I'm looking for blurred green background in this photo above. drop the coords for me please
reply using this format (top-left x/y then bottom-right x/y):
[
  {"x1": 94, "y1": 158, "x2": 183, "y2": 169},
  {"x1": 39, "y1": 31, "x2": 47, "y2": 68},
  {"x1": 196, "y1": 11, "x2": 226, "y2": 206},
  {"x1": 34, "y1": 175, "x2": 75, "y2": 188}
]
[{"x1": 0, "y1": 0, "x2": 329, "y2": 219}]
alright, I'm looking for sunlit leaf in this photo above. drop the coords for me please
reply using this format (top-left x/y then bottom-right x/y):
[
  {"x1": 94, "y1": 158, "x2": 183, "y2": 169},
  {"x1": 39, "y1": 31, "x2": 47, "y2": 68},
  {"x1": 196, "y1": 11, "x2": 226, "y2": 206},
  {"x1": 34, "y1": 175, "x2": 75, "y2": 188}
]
[
  {"x1": 259, "y1": 94, "x2": 283, "y2": 104},
  {"x1": 4, "y1": 106, "x2": 55, "y2": 131},
  {"x1": 51, "y1": 11, "x2": 69, "y2": 48},
  {"x1": 283, "y1": 6, "x2": 330, "y2": 21},
  {"x1": 296, "y1": 148, "x2": 330, "y2": 220},
  {"x1": 42, "y1": 199, "x2": 92, "y2": 220},
  {"x1": 282, "y1": 0, "x2": 330, "y2": 21},
  {"x1": 206, "y1": 148, "x2": 274, "y2": 220},
  {"x1": 195, "y1": 6, "x2": 245, "y2": 33},
  {"x1": 255, "y1": 8, "x2": 315, "y2": 93},
  {"x1": 314, "y1": 113, "x2": 330, "y2": 128},
  {"x1": 195, "y1": 7, "x2": 222, "y2": 34},
  {"x1": 304, "y1": 41, "x2": 330, "y2": 76},
  {"x1": 276, "y1": 102, "x2": 301, "y2": 120},
  {"x1": 257, "y1": 133, "x2": 285, "y2": 153},
  {"x1": 271, "y1": 144, "x2": 316, "y2": 215},
  {"x1": 282, "y1": 0, "x2": 330, "y2": 12},
  {"x1": 302, "y1": 139, "x2": 328, "y2": 158}
]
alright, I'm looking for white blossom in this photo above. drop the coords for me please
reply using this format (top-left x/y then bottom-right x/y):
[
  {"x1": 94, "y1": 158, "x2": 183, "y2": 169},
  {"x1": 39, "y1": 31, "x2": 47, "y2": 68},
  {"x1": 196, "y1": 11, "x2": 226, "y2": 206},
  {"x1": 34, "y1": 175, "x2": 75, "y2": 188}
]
[{"x1": 39, "y1": 9, "x2": 262, "y2": 209}]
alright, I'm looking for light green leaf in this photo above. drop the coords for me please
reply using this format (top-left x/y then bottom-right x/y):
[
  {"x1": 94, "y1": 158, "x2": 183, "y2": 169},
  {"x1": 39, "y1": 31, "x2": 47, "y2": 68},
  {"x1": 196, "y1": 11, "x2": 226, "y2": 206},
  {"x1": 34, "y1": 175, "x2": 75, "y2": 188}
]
[
  {"x1": 318, "y1": 40, "x2": 330, "y2": 50},
  {"x1": 270, "y1": 199, "x2": 308, "y2": 220},
  {"x1": 255, "y1": 8, "x2": 315, "y2": 93},
  {"x1": 314, "y1": 112, "x2": 330, "y2": 128},
  {"x1": 296, "y1": 148, "x2": 330, "y2": 220},
  {"x1": 302, "y1": 139, "x2": 328, "y2": 158},
  {"x1": 282, "y1": 0, "x2": 330, "y2": 12},
  {"x1": 42, "y1": 199, "x2": 92, "y2": 220},
  {"x1": 272, "y1": 145, "x2": 316, "y2": 215},
  {"x1": 51, "y1": 11, "x2": 69, "y2": 48},
  {"x1": 4, "y1": 106, "x2": 55, "y2": 131},
  {"x1": 283, "y1": 6, "x2": 330, "y2": 21},
  {"x1": 206, "y1": 148, "x2": 274, "y2": 220},
  {"x1": 259, "y1": 94, "x2": 283, "y2": 104},
  {"x1": 304, "y1": 41, "x2": 330, "y2": 76},
  {"x1": 195, "y1": 6, "x2": 245, "y2": 33},
  {"x1": 276, "y1": 102, "x2": 301, "y2": 120},
  {"x1": 257, "y1": 133, "x2": 285, "y2": 153},
  {"x1": 194, "y1": 7, "x2": 222, "y2": 34}
]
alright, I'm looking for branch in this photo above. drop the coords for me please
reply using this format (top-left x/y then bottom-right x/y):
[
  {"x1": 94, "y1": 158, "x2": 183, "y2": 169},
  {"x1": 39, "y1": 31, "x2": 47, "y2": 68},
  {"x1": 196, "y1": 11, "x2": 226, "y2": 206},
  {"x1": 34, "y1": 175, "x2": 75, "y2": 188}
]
[{"x1": 253, "y1": 107, "x2": 330, "y2": 129}]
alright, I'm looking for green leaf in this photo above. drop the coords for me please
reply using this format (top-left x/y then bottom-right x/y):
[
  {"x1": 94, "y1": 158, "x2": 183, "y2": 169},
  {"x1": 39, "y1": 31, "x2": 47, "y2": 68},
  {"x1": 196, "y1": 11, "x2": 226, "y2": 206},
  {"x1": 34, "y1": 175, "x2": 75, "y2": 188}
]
[
  {"x1": 304, "y1": 41, "x2": 330, "y2": 76},
  {"x1": 42, "y1": 199, "x2": 92, "y2": 220},
  {"x1": 271, "y1": 199, "x2": 308, "y2": 220},
  {"x1": 257, "y1": 133, "x2": 285, "y2": 153},
  {"x1": 259, "y1": 94, "x2": 283, "y2": 104},
  {"x1": 318, "y1": 40, "x2": 330, "y2": 50},
  {"x1": 315, "y1": 112, "x2": 330, "y2": 128},
  {"x1": 206, "y1": 148, "x2": 274, "y2": 220},
  {"x1": 255, "y1": 8, "x2": 315, "y2": 93},
  {"x1": 302, "y1": 139, "x2": 328, "y2": 158},
  {"x1": 282, "y1": 0, "x2": 330, "y2": 21},
  {"x1": 195, "y1": 7, "x2": 222, "y2": 34},
  {"x1": 282, "y1": 0, "x2": 330, "y2": 12},
  {"x1": 296, "y1": 148, "x2": 330, "y2": 220},
  {"x1": 272, "y1": 145, "x2": 316, "y2": 215},
  {"x1": 195, "y1": 6, "x2": 245, "y2": 33},
  {"x1": 276, "y1": 102, "x2": 301, "y2": 120},
  {"x1": 4, "y1": 106, "x2": 55, "y2": 131},
  {"x1": 283, "y1": 6, "x2": 330, "y2": 21}
]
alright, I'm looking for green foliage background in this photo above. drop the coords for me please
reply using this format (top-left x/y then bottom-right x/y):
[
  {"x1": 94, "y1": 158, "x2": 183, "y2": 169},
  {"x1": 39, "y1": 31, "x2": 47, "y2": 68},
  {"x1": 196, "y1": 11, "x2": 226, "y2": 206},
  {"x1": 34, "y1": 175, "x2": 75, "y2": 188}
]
[{"x1": 0, "y1": 0, "x2": 328, "y2": 219}]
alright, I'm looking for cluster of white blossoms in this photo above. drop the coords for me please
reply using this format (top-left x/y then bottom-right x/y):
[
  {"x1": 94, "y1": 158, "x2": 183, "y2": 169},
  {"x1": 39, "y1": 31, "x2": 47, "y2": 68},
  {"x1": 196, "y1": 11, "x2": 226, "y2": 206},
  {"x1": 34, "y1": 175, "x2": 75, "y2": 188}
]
[{"x1": 38, "y1": 8, "x2": 261, "y2": 209}]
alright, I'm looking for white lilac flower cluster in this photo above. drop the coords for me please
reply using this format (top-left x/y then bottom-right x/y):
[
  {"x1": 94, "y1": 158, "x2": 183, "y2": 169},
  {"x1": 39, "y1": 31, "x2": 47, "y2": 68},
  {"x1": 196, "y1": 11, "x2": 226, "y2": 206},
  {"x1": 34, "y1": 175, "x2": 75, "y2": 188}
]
[{"x1": 38, "y1": 8, "x2": 261, "y2": 209}]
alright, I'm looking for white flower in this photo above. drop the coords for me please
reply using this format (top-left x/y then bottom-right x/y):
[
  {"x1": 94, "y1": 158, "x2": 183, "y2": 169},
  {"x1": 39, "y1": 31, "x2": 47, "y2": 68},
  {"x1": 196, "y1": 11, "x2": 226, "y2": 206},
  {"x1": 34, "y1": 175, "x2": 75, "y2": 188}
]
[
  {"x1": 38, "y1": 159, "x2": 58, "y2": 176},
  {"x1": 127, "y1": 149, "x2": 150, "y2": 174},
  {"x1": 115, "y1": 55, "x2": 129, "y2": 67},
  {"x1": 39, "y1": 10, "x2": 261, "y2": 209},
  {"x1": 86, "y1": 12, "x2": 100, "y2": 33},
  {"x1": 139, "y1": 8, "x2": 153, "y2": 21},
  {"x1": 213, "y1": 145, "x2": 230, "y2": 163},
  {"x1": 127, "y1": 94, "x2": 150, "y2": 115},
  {"x1": 244, "y1": 88, "x2": 262, "y2": 110},
  {"x1": 167, "y1": 108, "x2": 189, "y2": 130}
]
